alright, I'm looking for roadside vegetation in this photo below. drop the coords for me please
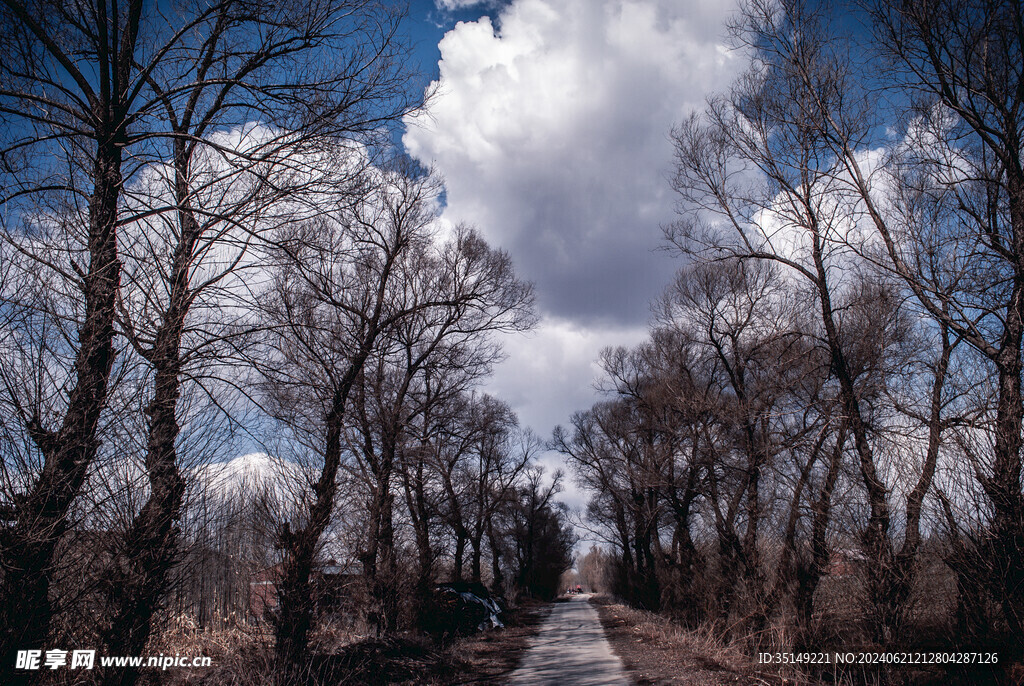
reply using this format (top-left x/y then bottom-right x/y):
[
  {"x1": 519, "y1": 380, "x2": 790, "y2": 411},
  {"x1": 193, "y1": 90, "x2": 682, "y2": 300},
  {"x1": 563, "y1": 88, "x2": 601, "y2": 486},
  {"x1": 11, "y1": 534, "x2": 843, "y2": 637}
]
[
  {"x1": 149, "y1": 598, "x2": 551, "y2": 685},
  {"x1": 558, "y1": 1, "x2": 1024, "y2": 684},
  {"x1": 591, "y1": 594, "x2": 789, "y2": 686}
]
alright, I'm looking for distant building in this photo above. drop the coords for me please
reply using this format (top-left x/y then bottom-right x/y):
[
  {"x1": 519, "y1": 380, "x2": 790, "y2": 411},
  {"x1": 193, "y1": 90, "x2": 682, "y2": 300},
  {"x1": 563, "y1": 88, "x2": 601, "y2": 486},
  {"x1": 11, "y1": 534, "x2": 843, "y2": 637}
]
[
  {"x1": 826, "y1": 547, "x2": 869, "y2": 577},
  {"x1": 248, "y1": 560, "x2": 364, "y2": 620}
]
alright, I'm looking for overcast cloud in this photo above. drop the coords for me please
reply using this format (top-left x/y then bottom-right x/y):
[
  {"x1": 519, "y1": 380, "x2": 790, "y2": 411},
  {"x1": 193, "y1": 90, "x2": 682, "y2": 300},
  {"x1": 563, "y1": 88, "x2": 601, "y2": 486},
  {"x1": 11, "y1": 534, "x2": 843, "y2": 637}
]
[{"x1": 405, "y1": 0, "x2": 742, "y2": 456}]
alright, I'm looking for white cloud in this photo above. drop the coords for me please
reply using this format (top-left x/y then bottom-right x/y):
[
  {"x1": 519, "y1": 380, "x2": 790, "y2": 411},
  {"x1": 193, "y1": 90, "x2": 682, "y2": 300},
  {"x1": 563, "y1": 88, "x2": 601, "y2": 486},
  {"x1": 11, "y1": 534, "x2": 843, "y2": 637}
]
[
  {"x1": 490, "y1": 318, "x2": 647, "y2": 516},
  {"x1": 405, "y1": 0, "x2": 741, "y2": 326},
  {"x1": 404, "y1": 0, "x2": 741, "y2": 463},
  {"x1": 435, "y1": 0, "x2": 491, "y2": 10},
  {"x1": 406, "y1": 0, "x2": 744, "y2": 532},
  {"x1": 492, "y1": 317, "x2": 647, "y2": 437}
]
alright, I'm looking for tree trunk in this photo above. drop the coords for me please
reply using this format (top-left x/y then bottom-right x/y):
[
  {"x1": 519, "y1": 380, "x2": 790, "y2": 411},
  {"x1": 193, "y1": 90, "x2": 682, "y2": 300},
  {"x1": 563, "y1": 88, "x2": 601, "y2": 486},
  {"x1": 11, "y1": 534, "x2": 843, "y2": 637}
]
[
  {"x1": 1, "y1": 135, "x2": 124, "y2": 668},
  {"x1": 99, "y1": 350, "x2": 186, "y2": 685},
  {"x1": 987, "y1": 176, "x2": 1024, "y2": 635},
  {"x1": 796, "y1": 421, "x2": 846, "y2": 643},
  {"x1": 274, "y1": 402, "x2": 345, "y2": 670},
  {"x1": 99, "y1": 145, "x2": 196, "y2": 686},
  {"x1": 487, "y1": 518, "x2": 504, "y2": 597},
  {"x1": 376, "y1": 490, "x2": 397, "y2": 635},
  {"x1": 470, "y1": 534, "x2": 483, "y2": 584},
  {"x1": 402, "y1": 452, "x2": 435, "y2": 621},
  {"x1": 453, "y1": 533, "x2": 466, "y2": 583},
  {"x1": 809, "y1": 222, "x2": 893, "y2": 644},
  {"x1": 768, "y1": 426, "x2": 826, "y2": 627},
  {"x1": 888, "y1": 323, "x2": 952, "y2": 640}
]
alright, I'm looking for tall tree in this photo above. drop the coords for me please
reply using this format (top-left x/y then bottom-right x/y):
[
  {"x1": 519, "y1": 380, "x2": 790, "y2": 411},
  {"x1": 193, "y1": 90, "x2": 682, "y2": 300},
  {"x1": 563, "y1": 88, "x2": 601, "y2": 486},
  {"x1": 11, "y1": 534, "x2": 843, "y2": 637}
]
[
  {"x1": 861, "y1": 0, "x2": 1024, "y2": 635},
  {"x1": 0, "y1": 0, "x2": 150, "y2": 664},
  {"x1": 259, "y1": 164, "x2": 534, "y2": 667},
  {"x1": 100, "y1": 1, "x2": 423, "y2": 678},
  {"x1": 668, "y1": 0, "x2": 923, "y2": 641},
  {"x1": 346, "y1": 227, "x2": 531, "y2": 634},
  {"x1": 508, "y1": 467, "x2": 575, "y2": 600},
  {"x1": 0, "y1": 1, "x2": 426, "y2": 676}
]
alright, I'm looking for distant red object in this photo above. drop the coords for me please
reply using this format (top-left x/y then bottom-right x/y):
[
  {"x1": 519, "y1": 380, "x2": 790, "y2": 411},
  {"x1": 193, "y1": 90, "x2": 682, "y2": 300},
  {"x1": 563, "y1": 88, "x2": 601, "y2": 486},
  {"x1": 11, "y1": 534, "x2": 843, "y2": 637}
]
[{"x1": 249, "y1": 564, "x2": 283, "y2": 616}]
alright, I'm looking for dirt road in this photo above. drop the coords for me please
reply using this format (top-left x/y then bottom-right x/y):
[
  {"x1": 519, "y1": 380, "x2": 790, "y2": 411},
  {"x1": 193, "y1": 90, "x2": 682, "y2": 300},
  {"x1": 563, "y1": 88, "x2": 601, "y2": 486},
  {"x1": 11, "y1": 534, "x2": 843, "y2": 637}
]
[{"x1": 507, "y1": 594, "x2": 631, "y2": 685}]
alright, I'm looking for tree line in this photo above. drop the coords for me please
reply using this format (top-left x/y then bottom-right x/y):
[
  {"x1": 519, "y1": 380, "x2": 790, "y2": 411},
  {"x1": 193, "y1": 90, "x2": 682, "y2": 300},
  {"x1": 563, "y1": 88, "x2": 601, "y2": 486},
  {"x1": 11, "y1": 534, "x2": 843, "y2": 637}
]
[
  {"x1": 0, "y1": 1, "x2": 572, "y2": 684},
  {"x1": 557, "y1": 0, "x2": 1024, "y2": 674}
]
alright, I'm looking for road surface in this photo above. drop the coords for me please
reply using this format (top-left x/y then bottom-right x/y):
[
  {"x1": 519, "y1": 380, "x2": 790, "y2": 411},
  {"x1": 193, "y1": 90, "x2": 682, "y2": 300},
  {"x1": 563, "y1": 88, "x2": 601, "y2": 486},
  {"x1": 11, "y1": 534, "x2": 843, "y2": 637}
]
[{"x1": 508, "y1": 594, "x2": 632, "y2": 685}]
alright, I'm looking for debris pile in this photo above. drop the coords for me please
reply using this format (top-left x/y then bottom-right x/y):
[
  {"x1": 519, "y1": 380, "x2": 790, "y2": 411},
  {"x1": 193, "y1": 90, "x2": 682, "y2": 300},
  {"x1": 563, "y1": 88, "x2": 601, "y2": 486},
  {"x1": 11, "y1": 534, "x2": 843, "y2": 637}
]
[{"x1": 423, "y1": 582, "x2": 504, "y2": 638}]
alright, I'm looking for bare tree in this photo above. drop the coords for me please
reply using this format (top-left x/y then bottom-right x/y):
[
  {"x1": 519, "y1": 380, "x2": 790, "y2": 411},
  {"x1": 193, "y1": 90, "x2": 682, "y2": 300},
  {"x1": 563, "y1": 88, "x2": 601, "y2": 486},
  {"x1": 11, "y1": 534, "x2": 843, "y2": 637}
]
[
  {"x1": 0, "y1": 0, "x2": 162, "y2": 663},
  {"x1": 555, "y1": 391, "x2": 668, "y2": 611},
  {"x1": 0, "y1": 0, "x2": 426, "y2": 672},
  {"x1": 856, "y1": 0, "x2": 1024, "y2": 636},
  {"x1": 462, "y1": 396, "x2": 536, "y2": 587},
  {"x1": 257, "y1": 163, "x2": 433, "y2": 669},
  {"x1": 656, "y1": 259, "x2": 812, "y2": 629},
  {"x1": 344, "y1": 227, "x2": 532, "y2": 634},
  {"x1": 396, "y1": 364, "x2": 475, "y2": 615},
  {"x1": 98, "y1": 1, "x2": 424, "y2": 678},
  {"x1": 667, "y1": 0, "x2": 931, "y2": 641},
  {"x1": 507, "y1": 466, "x2": 575, "y2": 600},
  {"x1": 258, "y1": 162, "x2": 534, "y2": 668}
]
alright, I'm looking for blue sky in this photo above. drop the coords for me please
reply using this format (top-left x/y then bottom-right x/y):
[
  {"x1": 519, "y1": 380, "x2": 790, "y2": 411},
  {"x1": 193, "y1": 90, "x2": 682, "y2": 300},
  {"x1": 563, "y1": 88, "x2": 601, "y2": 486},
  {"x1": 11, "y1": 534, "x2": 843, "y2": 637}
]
[
  {"x1": 392, "y1": 0, "x2": 744, "y2": 508},
  {"x1": 405, "y1": 0, "x2": 509, "y2": 75}
]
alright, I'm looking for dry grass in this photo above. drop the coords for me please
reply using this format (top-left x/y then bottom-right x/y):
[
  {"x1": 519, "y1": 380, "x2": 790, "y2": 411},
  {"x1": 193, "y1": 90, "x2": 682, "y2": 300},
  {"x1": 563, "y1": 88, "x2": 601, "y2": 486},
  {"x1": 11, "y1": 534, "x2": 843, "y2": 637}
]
[
  {"x1": 589, "y1": 595, "x2": 1023, "y2": 686},
  {"x1": 590, "y1": 595, "x2": 803, "y2": 685},
  {"x1": 150, "y1": 612, "x2": 264, "y2": 664},
  {"x1": 152, "y1": 600, "x2": 552, "y2": 685}
]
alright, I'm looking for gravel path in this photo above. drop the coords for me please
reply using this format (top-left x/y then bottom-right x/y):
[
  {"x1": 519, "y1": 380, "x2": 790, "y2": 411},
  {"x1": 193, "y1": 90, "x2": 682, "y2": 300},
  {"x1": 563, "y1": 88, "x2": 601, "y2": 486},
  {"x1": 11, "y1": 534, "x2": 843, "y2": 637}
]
[{"x1": 507, "y1": 594, "x2": 632, "y2": 685}]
